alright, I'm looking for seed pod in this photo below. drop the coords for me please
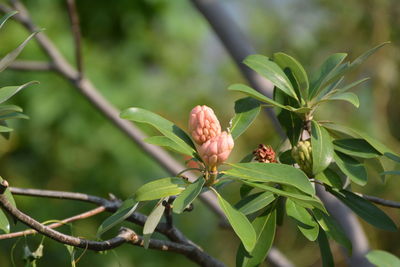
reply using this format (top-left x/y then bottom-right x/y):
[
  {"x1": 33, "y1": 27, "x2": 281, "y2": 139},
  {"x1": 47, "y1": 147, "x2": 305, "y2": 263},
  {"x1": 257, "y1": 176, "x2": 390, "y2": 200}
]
[{"x1": 291, "y1": 140, "x2": 313, "y2": 176}]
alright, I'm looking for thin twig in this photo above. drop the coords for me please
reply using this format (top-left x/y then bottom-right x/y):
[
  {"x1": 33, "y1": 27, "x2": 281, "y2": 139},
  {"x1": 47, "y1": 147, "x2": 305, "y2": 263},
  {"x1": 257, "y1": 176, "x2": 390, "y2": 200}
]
[
  {"x1": 0, "y1": 190, "x2": 225, "y2": 267},
  {"x1": 0, "y1": 206, "x2": 106, "y2": 240},
  {"x1": 356, "y1": 193, "x2": 400, "y2": 208},
  {"x1": 66, "y1": 0, "x2": 83, "y2": 78},
  {"x1": 7, "y1": 60, "x2": 54, "y2": 71}
]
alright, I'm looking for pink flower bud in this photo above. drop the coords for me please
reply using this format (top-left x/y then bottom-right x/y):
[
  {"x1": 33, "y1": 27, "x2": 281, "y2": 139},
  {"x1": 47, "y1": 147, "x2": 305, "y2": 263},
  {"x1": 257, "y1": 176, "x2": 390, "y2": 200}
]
[
  {"x1": 198, "y1": 131, "x2": 234, "y2": 169},
  {"x1": 189, "y1": 105, "x2": 221, "y2": 145}
]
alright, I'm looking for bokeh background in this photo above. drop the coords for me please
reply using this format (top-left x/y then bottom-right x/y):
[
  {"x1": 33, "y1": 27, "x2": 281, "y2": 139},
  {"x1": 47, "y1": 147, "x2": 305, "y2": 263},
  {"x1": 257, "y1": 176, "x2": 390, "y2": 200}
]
[{"x1": 0, "y1": 0, "x2": 399, "y2": 266}]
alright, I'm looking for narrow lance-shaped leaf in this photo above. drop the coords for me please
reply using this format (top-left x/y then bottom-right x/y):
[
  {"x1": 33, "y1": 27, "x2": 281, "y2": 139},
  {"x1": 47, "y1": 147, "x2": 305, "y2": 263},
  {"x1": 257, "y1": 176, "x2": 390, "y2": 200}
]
[
  {"x1": 236, "y1": 208, "x2": 276, "y2": 267},
  {"x1": 0, "y1": 81, "x2": 38, "y2": 104},
  {"x1": 0, "y1": 210, "x2": 9, "y2": 234},
  {"x1": 235, "y1": 191, "x2": 275, "y2": 215},
  {"x1": 0, "y1": 11, "x2": 18, "y2": 30},
  {"x1": 333, "y1": 138, "x2": 381, "y2": 159},
  {"x1": 317, "y1": 229, "x2": 334, "y2": 267},
  {"x1": 328, "y1": 188, "x2": 397, "y2": 231},
  {"x1": 144, "y1": 136, "x2": 191, "y2": 155},
  {"x1": 286, "y1": 199, "x2": 319, "y2": 241},
  {"x1": 120, "y1": 107, "x2": 196, "y2": 156},
  {"x1": 134, "y1": 177, "x2": 187, "y2": 201},
  {"x1": 313, "y1": 208, "x2": 352, "y2": 252},
  {"x1": 0, "y1": 31, "x2": 40, "y2": 72},
  {"x1": 225, "y1": 162, "x2": 315, "y2": 195},
  {"x1": 334, "y1": 151, "x2": 367, "y2": 186},
  {"x1": 309, "y1": 53, "x2": 347, "y2": 99},
  {"x1": 143, "y1": 197, "x2": 167, "y2": 249},
  {"x1": 311, "y1": 121, "x2": 334, "y2": 175},
  {"x1": 173, "y1": 178, "x2": 205, "y2": 214},
  {"x1": 96, "y1": 198, "x2": 138, "y2": 237},
  {"x1": 230, "y1": 97, "x2": 261, "y2": 139},
  {"x1": 244, "y1": 54, "x2": 298, "y2": 100},
  {"x1": 273, "y1": 52, "x2": 309, "y2": 100},
  {"x1": 212, "y1": 188, "x2": 256, "y2": 252}
]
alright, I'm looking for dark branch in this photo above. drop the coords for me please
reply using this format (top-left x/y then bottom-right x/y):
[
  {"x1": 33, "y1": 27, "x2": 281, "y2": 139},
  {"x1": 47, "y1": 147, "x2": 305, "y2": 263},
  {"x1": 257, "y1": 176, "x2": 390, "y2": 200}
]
[{"x1": 357, "y1": 193, "x2": 400, "y2": 208}]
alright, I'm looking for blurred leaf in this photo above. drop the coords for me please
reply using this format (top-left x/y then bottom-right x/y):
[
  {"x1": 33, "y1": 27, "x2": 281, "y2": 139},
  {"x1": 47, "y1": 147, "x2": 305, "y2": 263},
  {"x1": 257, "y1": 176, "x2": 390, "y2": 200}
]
[
  {"x1": 273, "y1": 52, "x2": 309, "y2": 100},
  {"x1": 235, "y1": 191, "x2": 275, "y2": 215},
  {"x1": 278, "y1": 149, "x2": 296, "y2": 165},
  {"x1": 239, "y1": 183, "x2": 253, "y2": 198},
  {"x1": 143, "y1": 198, "x2": 167, "y2": 249},
  {"x1": 316, "y1": 168, "x2": 343, "y2": 189},
  {"x1": 134, "y1": 177, "x2": 186, "y2": 201},
  {"x1": 350, "y1": 42, "x2": 390, "y2": 69},
  {"x1": 309, "y1": 53, "x2": 347, "y2": 99},
  {"x1": 173, "y1": 178, "x2": 204, "y2": 214},
  {"x1": 384, "y1": 152, "x2": 400, "y2": 163},
  {"x1": 380, "y1": 171, "x2": 400, "y2": 176},
  {"x1": 0, "y1": 209, "x2": 9, "y2": 234},
  {"x1": 366, "y1": 250, "x2": 400, "y2": 267},
  {"x1": 0, "y1": 104, "x2": 23, "y2": 114},
  {"x1": 0, "y1": 31, "x2": 39, "y2": 72},
  {"x1": 242, "y1": 181, "x2": 325, "y2": 212},
  {"x1": 244, "y1": 54, "x2": 298, "y2": 100},
  {"x1": 225, "y1": 162, "x2": 315, "y2": 195},
  {"x1": 333, "y1": 77, "x2": 370, "y2": 94},
  {"x1": 286, "y1": 199, "x2": 319, "y2": 241},
  {"x1": 311, "y1": 121, "x2": 334, "y2": 175},
  {"x1": 144, "y1": 136, "x2": 191, "y2": 155},
  {"x1": 0, "y1": 112, "x2": 29, "y2": 120},
  {"x1": 120, "y1": 107, "x2": 196, "y2": 156},
  {"x1": 212, "y1": 188, "x2": 256, "y2": 252},
  {"x1": 236, "y1": 208, "x2": 276, "y2": 267},
  {"x1": 0, "y1": 176, "x2": 16, "y2": 226},
  {"x1": 230, "y1": 97, "x2": 261, "y2": 139},
  {"x1": 328, "y1": 188, "x2": 397, "y2": 231},
  {"x1": 0, "y1": 11, "x2": 18, "y2": 30},
  {"x1": 313, "y1": 209, "x2": 352, "y2": 252},
  {"x1": 0, "y1": 124, "x2": 13, "y2": 133},
  {"x1": 317, "y1": 229, "x2": 334, "y2": 267},
  {"x1": 333, "y1": 138, "x2": 381, "y2": 158},
  {"x1": 96, "y1": 198, "x2": 138, "y2": 237},
  {"x1": 334, "y1": 151, "x2": 367, "y2": 186},
  {"x1": 0, "y1": 81, "x2": 38, "y2": 105}
]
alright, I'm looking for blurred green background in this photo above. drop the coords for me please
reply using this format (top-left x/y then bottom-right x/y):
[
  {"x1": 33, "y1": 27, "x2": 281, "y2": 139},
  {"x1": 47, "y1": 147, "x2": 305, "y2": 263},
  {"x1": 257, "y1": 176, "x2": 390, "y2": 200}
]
[{"x1": 0, "y1": 0, "x2": 399, "y2": 266}]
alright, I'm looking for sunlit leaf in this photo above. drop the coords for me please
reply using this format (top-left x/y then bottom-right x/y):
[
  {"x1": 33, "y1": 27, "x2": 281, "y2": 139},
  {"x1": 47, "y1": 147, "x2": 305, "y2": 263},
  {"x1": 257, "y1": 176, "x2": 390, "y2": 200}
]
[
  {"x1": 144, "y1": 136, "x2": 191, "y2": 155},
  {"x1": 143, "y1": 198, "x2": 167, "y2": 249},
  {"x1": 134, "y1": 177, "x2": 187, "y2": 201},
  {"x1": 212, "y1": 189, "x2": 256, "y2": 252},
  {"x1": 0, "y1": 11, "x2": 18, "y2": 30},
  {"x1": 0, "y1": 81, "x2": 38, "y2": 105},
  {"x1": 235, "y1": 191, "x2": 275, "y2": 215},
  {"x1": 225, "y1": 162, "x2": 315, "y2": 195},
  {"x1": 366, "y1": 250, "x2": 400, "y2": 267}
]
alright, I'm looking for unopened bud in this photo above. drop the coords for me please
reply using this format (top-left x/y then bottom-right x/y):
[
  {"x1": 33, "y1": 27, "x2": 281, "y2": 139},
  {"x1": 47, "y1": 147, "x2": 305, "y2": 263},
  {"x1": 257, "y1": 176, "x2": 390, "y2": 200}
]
[
  {"x1": 291, "y1": 140, "x2": 313, "y2": 176},
  {"x1": 198, "y1": 131, "x2": 234, "y2": 170},
  {"x1": 189, "y1": 105, "x2": 221, "y2": 145},
  {"x1": 253, "y1": 144, "x2": 277, "y2": 163}
]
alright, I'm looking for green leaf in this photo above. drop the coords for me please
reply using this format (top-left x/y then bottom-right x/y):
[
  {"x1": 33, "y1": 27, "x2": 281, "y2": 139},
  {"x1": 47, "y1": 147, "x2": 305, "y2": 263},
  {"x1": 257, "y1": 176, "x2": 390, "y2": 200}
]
[
  {"x1": 120, "y1": 107, "x2": 196, "y2": 156},
  {"x1": 384, "y1": 152, "x2": 400, "y2": 163},
  {"x1": 96, "y1": 198, "x2": 138, "y2": 237},
  {"x1": 143, "y1": 198, "x2": 167, "y2": 249},
  {"x1": 366, "y1": 250, "x2": 400, "y2": 267},
  {"x1": 317, "y1": 229, "x2": 334, "y2": 267},
  {"x1": 313, "y1": 208, "x2": 352, "y2": 252},
  {"x1": 212, "y1": 188, "x2": 256, "y2": 252},
  {"x1": 350, "y1": 42, "x2": 390, "y2": 69},
  {"x1": 134, "y1": 177, "x2": 187, "y2": 201},
  {"x1": 380, "y1": 171, "x2": 400, "y2": 176},
  {"x1": 225, "y1": 162, "x2": 315, "y2": 195},
  {"x1": 333, "y1": 138, "x2": 381, "y2": 159},
  {"x1": 0, "y1": 112, "x2": 29, "y2": 121},
  {"x1": 278, "y1": 149, "x2": 296, "y2": 165},
  {"x1": 322, "y1": 123, "x2": 397, "y2": 156},
  {"x1": 322, "y1": 92, "x2": 360, "y2": 108},
  {"x1": 0, "y1": 31, "x2": 40, "y2": 72},
  {"x1": 0, "y1": 104, "x2": 23, "y2": 114},
  {"x1": 235, "y1": 191, "x2": 275, "y2": 215},
  {"x1": 144, "y1": 136, "x2": 191, "y2": 155},
  {"x1": 0, "y1": 176, "x2": 16, "y2": 226},
  {"x1": 173, "y1": 178, "x2": 205, "y2": 214},
  {"x1": 0, "y1": 81, "x2": 38, "y2": 105},
  {"x1": 286, "y1": 199, "x2": 319, "y2": 241},
  {"x1": 230, "y1": 97, "x2": 261, "y2": 139},
  {"x1": 309, "y1": 53, "x2": 347, "y2": 99},
  {"x1": 273, "y1": 52, "x2": 309, "y2": 99},
  {"x1": 334, "y1": 151, "x2": 367, "y2": 186},
  {"x1": 244, "y1": 54, "x2": 298, "y2": 100},
  {"x1": 236, "y1": 208, "x2": 276, "y2": 267},
  {"x1": 0, "y1": 209, "x2": 10, "y2": 234},
  {"x1": 328, "y1": 188, "x2": 397, "y2": 231},
  {"x1": 311, "y1": 121, "x2": 334, "y2": 175},
  {"x1": 315, "y1": 168, "x2": 343, "y2": 189},
  {"x1": 0, "y1": 11, "x2": 18, "y2": 30},
  {"x1": 242, "y1": 180, "x2": 325, "y2": 212},
  {"x1": 334, "y1": 77, "x2": 370, "y2": 94},
  {"x1": 0, "y1": 124, "x2": 13, "y2": 133}
]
